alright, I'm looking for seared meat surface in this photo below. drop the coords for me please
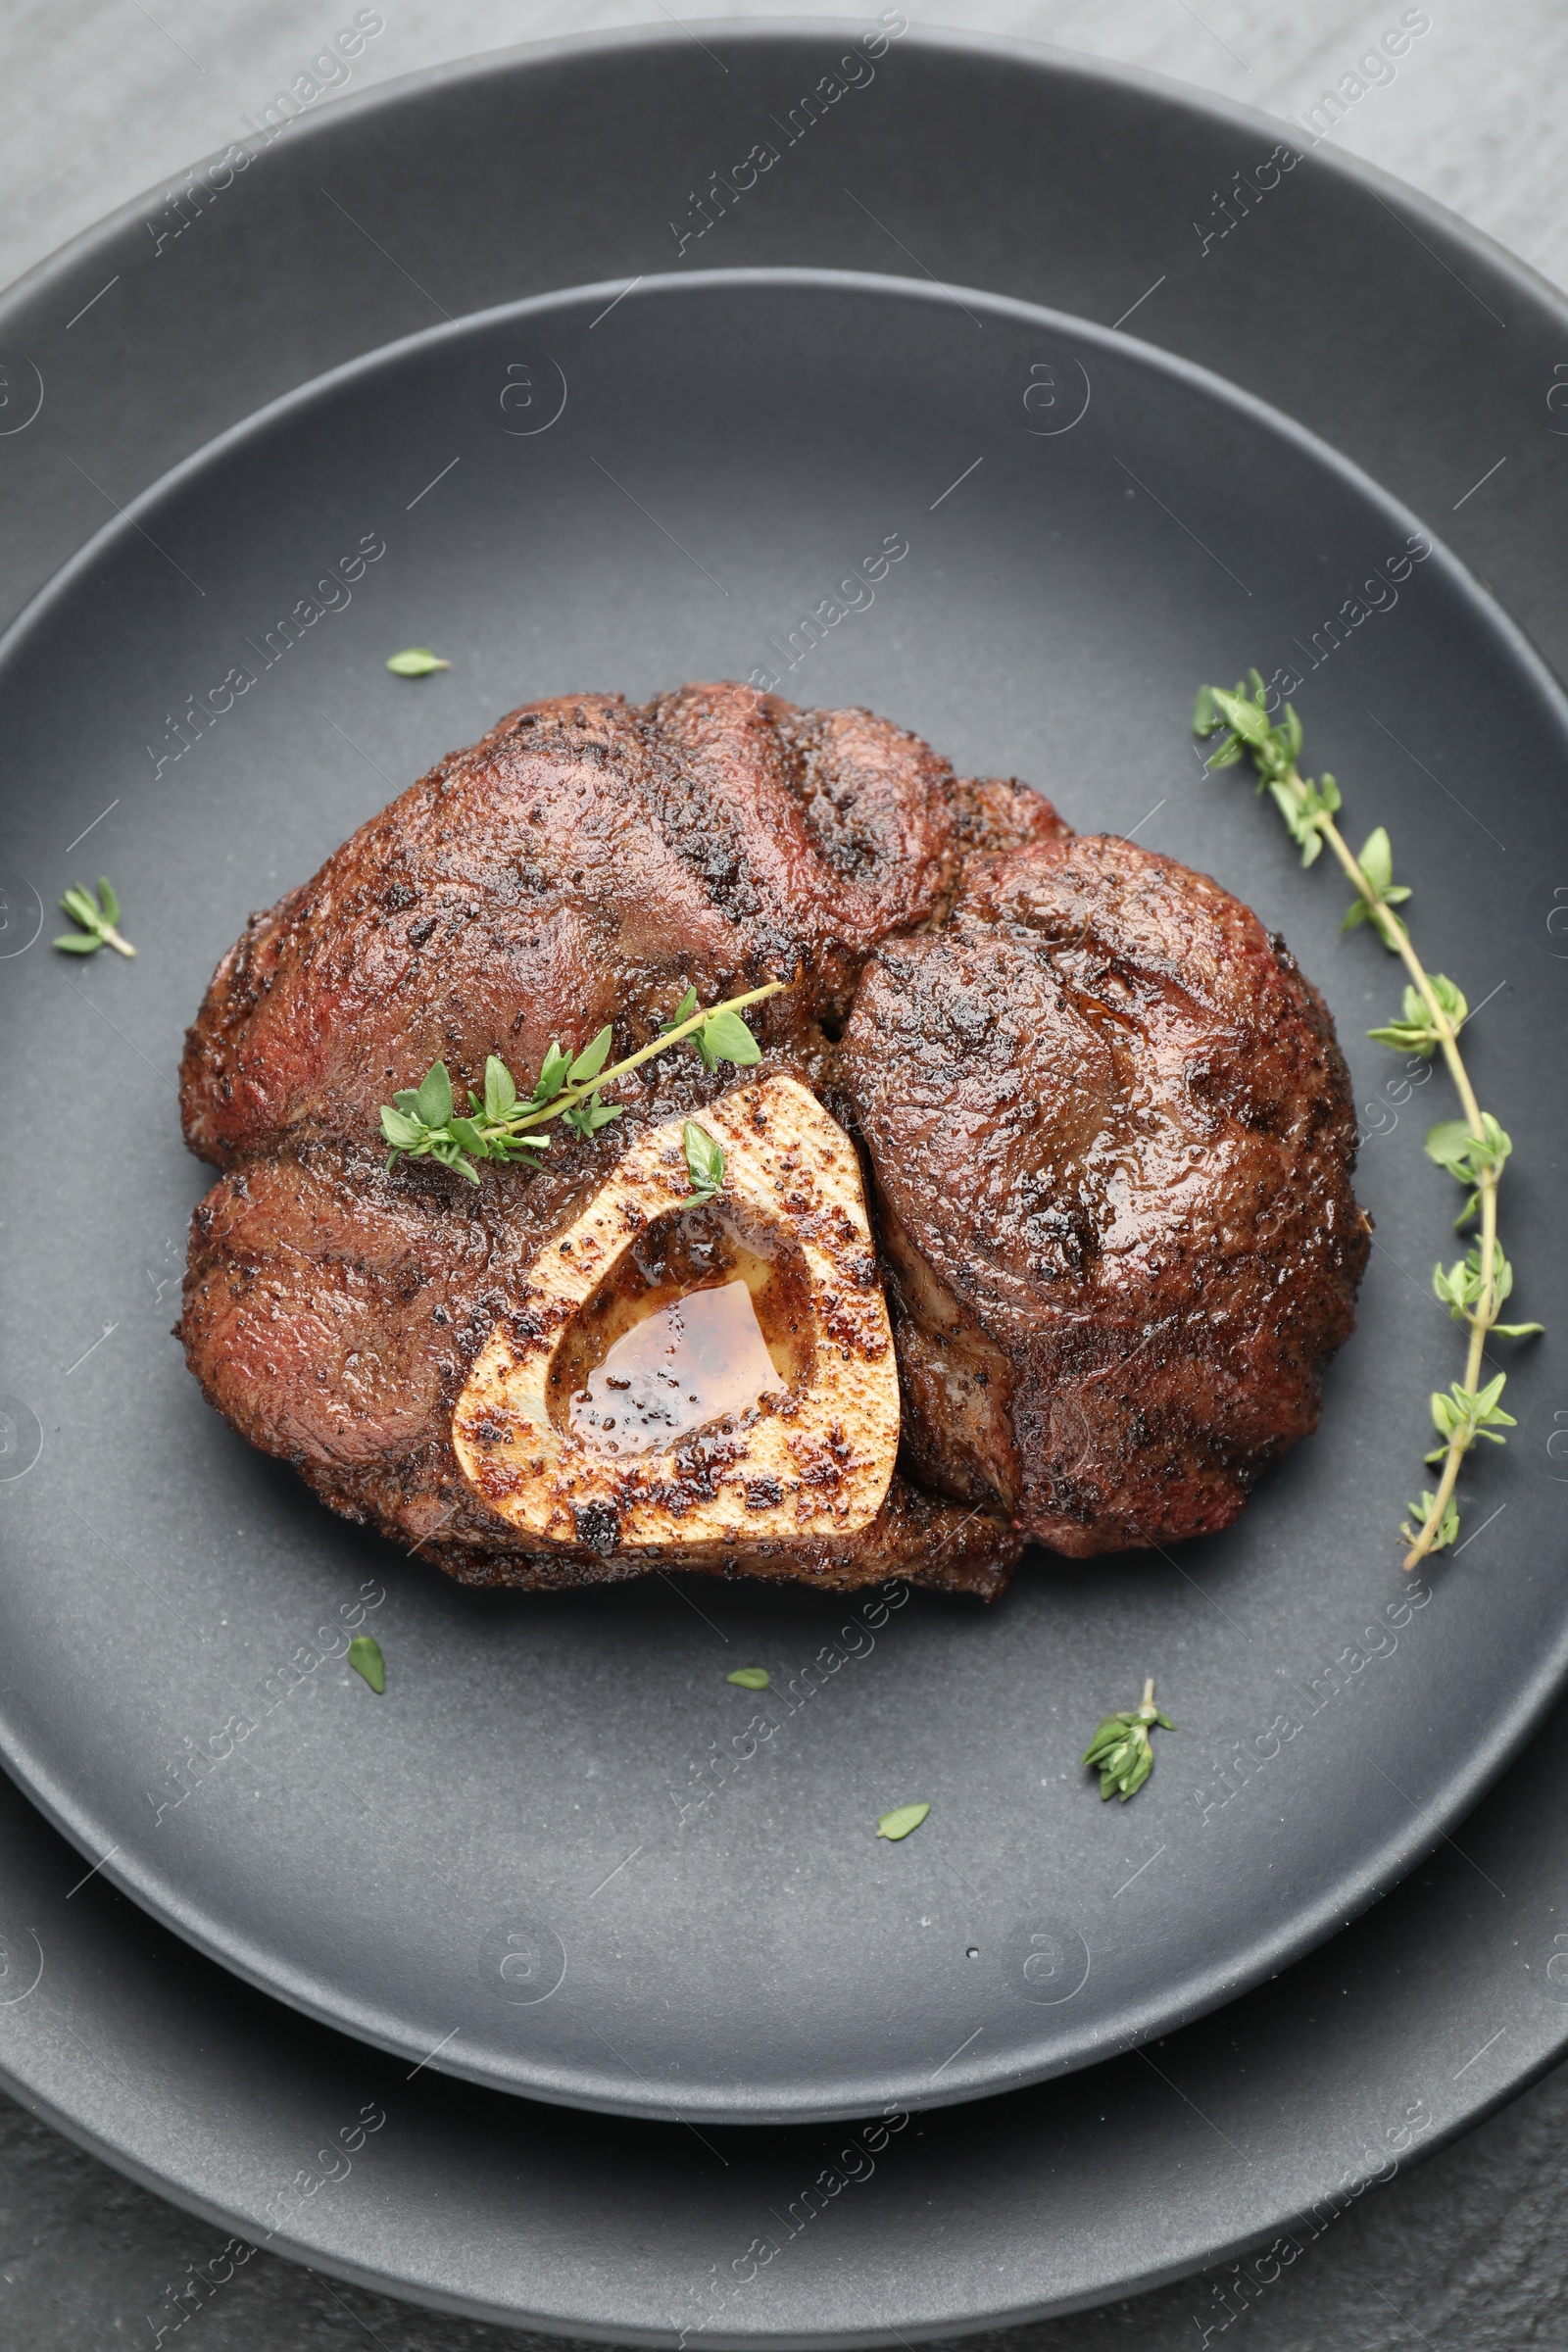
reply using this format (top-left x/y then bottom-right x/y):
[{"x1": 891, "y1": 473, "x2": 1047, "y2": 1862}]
[
  {"x1": 839, "y1": 833, "x2": 1371, "y2": 1554},
  {"x1": 182, "y1": 684, "x2": 1055, "y2": 1163},
  {"x1": 179, "y1": 681, "x2": 1366, "y2": 1594},
  {"x1": 180, "y1": 683, "x2": 1047, "y2": 1596}
]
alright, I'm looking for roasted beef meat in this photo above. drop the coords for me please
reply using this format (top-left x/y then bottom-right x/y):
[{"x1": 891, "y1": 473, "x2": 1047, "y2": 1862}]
[
  {"x1": 178, "y1": 682, "x2": 1366, "y2": 1596},
  {"x1": 179, "y1": 684, "x2": 1053, "y2": 1596},
  {"x1": 839, "y1": 832, "x2": 1371, "y2": 1554},
  {"x1": 181, "y1": 684, "x2": 1057, "y2": 1161}
]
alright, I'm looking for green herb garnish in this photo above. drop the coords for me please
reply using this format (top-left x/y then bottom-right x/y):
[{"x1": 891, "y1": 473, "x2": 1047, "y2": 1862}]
[
  {"x1": 662, "y1": 985, "x2": 764, "y2": 1073},
  {"x1": 726, "y1": 1666, "x2": 770, "y2": 1690},
  {"x1": 1083, "y1": 1678, "x2": 1171, "y2": 1802},
  {"x1": 1195, "y1": 674, "x2": 1542, "y2": 1568},
  {"x1": 379, "y1": 980, "x2": 783, "y2": 1183},
  {"x1": 348, "y1": 1635, "x2": 385, "y2": 1692},
  {"x1": 385, "y1": 648, "x2": 451, "y2": 676},
  {"x1": 54, "y1": 877, "x2": 134, "y2": 958},
  {"x1": 875, "y1": 1802, "x2": 930, "y2": 1841},
  {"x1": 683, "y1": 1120, "x2": 724, "y2": 1201}
]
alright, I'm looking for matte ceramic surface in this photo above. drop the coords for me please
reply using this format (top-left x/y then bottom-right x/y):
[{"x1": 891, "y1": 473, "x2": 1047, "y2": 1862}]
[
  {"x1": 2, "y1": 24, "x2": 1567, "y2": 2316},
  {"x1": 1, "y1": 163, "x2": 1565, "y2": 2133},
  {"x1": 3, "y1": 1736, "x2": 1567, "y2": 2348}
]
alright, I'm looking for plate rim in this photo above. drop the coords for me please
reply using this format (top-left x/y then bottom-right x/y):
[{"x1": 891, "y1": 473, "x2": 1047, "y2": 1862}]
[
  {"x1": 0, "y1": 1752, "x2": 1565, "y2": 2349},
  {"x1": 8, "y1": 13, "x2": 1566, "y2": 342}
]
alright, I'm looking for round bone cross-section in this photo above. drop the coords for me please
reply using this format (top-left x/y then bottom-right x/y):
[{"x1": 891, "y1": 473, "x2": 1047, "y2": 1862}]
[{"x1": 452, "y1": 1077, "x2": 901, "y2": 1561}]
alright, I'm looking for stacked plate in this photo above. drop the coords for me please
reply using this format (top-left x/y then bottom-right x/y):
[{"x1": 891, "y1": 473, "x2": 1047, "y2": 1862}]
[{"x1": 1, "y1": 28, "x2": 1566, "y2": 2338}]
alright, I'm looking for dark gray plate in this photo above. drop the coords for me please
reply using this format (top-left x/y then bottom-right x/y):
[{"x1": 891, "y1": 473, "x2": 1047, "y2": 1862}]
[
  {"x1": 3, "y1": 1733, "x2": 1567, "y2": 2347},
  {"x1": 4, "y1": 18, "x2": 1568, "y2": 2333},
  {"x1": 0, "y1": 245, "x2": 1564, "y2": 2125}
]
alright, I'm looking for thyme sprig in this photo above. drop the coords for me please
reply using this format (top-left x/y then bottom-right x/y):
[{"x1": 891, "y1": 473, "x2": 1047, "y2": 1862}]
[
  {"x1": 1083, "y1": 1679, "x2": 1172, "y2": 1802},
  {"x1": 55, "y1": 878, "x2": 135, "y2": 957},
  {"x1": 379, "y1": 979, "x2": 781, "y2": 1183},
  {"x1": 1195, "y1": 673, "x2": 1541, "y2": 1568},
  {"x1": 682, "y1": 1120, "x2": 724, "y2": 1200}
]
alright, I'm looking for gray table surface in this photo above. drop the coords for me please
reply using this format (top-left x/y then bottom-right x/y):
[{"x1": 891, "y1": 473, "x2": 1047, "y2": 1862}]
[{"x1": 4, "y1": 4, "x2": 1567, "y2": 2347}]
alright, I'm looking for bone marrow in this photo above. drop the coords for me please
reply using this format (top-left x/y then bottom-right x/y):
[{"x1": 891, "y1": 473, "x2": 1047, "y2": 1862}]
[{"x1": 452, "y1": 1077, "x2": 900, "y2": 1560}]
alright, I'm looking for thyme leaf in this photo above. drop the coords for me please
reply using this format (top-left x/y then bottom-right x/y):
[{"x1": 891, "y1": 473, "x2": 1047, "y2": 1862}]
[
  {"x1": 1368, "y1": 974, "x2": 1467, "y2": 1054},
  {"x1": 54, "y1": 877, "x2": 135, "y2": 958},
  {"x1": 699, "y1": 1008, "x2": 762, "y2": 1068},
  {"x1": 683, "y1": 1120, "x2": 724, "y2": 1200},
  {"x1": 662, "y1": 985, "x2": 767, "y2": 1071},
  {"x1": 348, "y1": 1636, "x2": 385, "y2": 1692},
  {"x1": 1402, "y1": 1489, "x2": 1459, "y2": 1552},
  {"x1": 1082, "y1": 1678, "x2": 1171, "y2": 1802},
  {"x1": 876, "y1": 1802, "x2": 930, "y2": 1841},
  {"x1": 386, "y1": 648, "x2": 450, "y2": 675}
]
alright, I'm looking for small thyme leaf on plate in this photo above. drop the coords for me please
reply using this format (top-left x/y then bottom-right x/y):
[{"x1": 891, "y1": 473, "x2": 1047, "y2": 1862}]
[
  {"x1": 876, "y1": 1802, "x2": 929, "y2": 1841},
  {"x1": 1368, "y1": 975, "x2": 1467, "y2": 1054},
  {"x1": 1339, "y1": 826, "x2": 1411, "y2": 932},
  {"x1": 385, "y1": 648, "x2": 450, "y2": 675},
  {"x1": 1195, "y1": 670, "x2": 1541, "y2": 1567},
  {"x1": 683, "y1": 1120, "x2": 724, "y2": 1200},
  {"x1": 348, "y1": 1635, "x2": 385, "y2": 1692},
  {"x1": 377, "y1": 980, "x2": 786, "y2": 1183},
  {"x1": 1401, "y1": 1489, "x2": 1459, "y2": 1552},
  {"x1": 1423, "y1": 1373, "x2": 1516, "y2": 1464},
  {"x1": 726, "y1": 1667, "x2": 770, "y2": 1689},
  {"x1": 1082, "y1": 1678, "x2": 1171, "y2": 1802},
  {"x1": 1424, "y1": 1113, "x2": 1512, "y2": 1229},
  {"x1": 54, "y1": 877, "x2": 135, "y2": 958},
  {"x1": 1433, "y1": 1244, "x2": 1542, "y2": 1337}
]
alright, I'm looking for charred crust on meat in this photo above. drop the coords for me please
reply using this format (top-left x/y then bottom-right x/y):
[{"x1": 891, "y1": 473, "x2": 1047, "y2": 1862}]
[{"x1": 573, "y1": 1499, "x2": 621, "y2": 1556}]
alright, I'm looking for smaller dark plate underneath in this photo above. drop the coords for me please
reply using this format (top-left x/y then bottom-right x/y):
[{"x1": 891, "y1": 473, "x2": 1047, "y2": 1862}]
[{"x1": 3, "y1": 1695, "x2": 1566, "y2": 2346}]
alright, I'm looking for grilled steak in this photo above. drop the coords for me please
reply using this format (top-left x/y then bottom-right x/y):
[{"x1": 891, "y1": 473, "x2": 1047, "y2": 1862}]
[
  {"x1": 179, "y1": 683, "x2": 1054, "y2": 1596},
  {"x1": 839, "y1": 832, "x2": 1371, "y2": 1554},
  {"x1": 178, "y1": 682, "x2": 1366, "y2": 1596}
]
